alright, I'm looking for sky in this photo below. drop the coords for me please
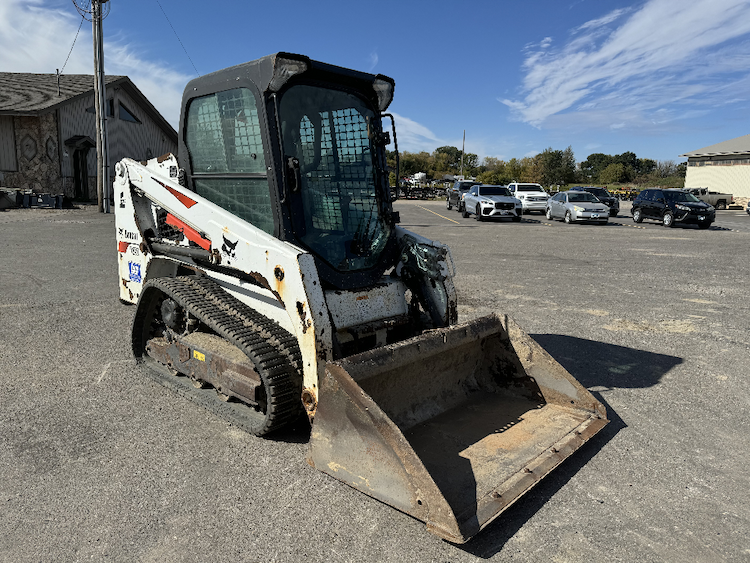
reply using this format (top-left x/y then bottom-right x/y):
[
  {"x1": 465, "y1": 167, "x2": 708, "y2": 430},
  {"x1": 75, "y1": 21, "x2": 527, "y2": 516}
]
[{"x1": 3, "y1": 0, "x2": 750, "y2": 165}]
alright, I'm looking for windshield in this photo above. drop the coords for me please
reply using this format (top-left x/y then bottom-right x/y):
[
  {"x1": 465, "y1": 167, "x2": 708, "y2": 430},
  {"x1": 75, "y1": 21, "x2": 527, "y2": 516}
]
[
  {"x1": 665, "y1": 191, "x2": 700, "y2": 203},
  {"x1": 479, "y1": 186, "x2": 511, "y2": 196},
  {"x1": 279, "y1": 85, "x2": 390, "y2": 272},
  {"x1": 516, "y1": 184, "x2": 544, "y2": 192},
  {"x1": 568, "y1": 192, "x2": 599, "y2": 203}
]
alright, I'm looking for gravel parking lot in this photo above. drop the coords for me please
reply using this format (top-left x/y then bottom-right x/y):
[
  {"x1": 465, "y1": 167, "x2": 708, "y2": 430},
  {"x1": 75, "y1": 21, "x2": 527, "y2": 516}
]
[{"x1": 1, "y1": 201, "x2": 749, "y2": 562}]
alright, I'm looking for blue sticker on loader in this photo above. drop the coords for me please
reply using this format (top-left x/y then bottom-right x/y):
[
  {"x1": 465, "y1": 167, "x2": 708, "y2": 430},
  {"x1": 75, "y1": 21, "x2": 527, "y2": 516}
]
[{"x1": 128, "y1": 262, "x2": 142, "y2": 283}]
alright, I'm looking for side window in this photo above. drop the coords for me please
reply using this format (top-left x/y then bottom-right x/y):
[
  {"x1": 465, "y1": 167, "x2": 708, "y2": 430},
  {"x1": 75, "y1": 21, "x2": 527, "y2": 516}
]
[
  {"x1": 185, "y1": 88, "x2": 273, "y2": 234},
  {"x1": 640, "y1": 190, "x2": 651, "y2": 201},
  {"x1": 470, "y1": 187, "x2": 477, "y2": 195}
]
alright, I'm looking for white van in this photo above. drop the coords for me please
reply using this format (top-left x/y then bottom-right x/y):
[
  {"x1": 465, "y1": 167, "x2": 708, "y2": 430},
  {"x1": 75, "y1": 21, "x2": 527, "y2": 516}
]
[{"x1": 507, "y1": 182, "x2": 549, "y2": 214}]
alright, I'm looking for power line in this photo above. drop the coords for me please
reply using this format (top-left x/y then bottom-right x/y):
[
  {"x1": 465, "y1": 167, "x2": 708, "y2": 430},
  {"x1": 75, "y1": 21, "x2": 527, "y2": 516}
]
[
  {"x1": 154, "y1": 0, "x2": 200, "y2": 77},
  {"x1": 61, "y1": 12, "x2": 87, "y2": 73}
]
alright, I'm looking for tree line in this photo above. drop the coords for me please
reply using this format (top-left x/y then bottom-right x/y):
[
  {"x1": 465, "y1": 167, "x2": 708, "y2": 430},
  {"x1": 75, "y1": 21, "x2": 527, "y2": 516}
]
[{"x1": 387, "y1": 146, "x2": 686, "y2": 187}]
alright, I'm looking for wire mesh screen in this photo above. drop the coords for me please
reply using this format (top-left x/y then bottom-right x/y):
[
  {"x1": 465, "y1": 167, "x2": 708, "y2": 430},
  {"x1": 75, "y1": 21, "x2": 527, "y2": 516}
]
[
  {"x1": 193, "y1": 178, "x2": 274, "y2": 234},
  {"x1": 280, "y1": 85, "x2": 390, "y2": 271},
  {"x1": 304, "y1": 109, "x2": 375, "y2": 232},
  {"x1": 185, "y1": 88, "x2": 266, "y2": 174}
]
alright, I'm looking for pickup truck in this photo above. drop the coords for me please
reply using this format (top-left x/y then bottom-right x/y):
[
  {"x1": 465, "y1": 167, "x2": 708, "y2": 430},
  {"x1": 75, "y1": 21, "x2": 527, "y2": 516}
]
[{"x1": 686, "y1": 187, "x2": 734, "y2": 210}]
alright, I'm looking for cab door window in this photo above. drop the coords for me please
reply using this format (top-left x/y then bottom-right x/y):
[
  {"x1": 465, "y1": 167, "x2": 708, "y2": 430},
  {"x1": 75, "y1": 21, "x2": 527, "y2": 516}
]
[{"x1": 185, "y1": 87, "x2": 274, "y2": 234}]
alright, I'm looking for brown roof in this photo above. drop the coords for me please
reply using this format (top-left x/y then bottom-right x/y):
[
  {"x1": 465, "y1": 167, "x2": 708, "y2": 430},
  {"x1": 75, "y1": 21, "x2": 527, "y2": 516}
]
[
  {"x1": 0, "y1": 73, "x2": 126, "y2": 113},
  {"x1": 0, "y1": 72, "x2": 176, "y2": 142}
]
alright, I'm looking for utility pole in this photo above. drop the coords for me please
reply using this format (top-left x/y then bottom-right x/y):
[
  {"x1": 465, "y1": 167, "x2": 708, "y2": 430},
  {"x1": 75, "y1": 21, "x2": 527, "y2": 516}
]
[
  {"x1": 73, "y1": 0, "x2": 111, "y2": 211},
  {"x1": 92, "y1": 0, "x2": 110, "y2": 213}
]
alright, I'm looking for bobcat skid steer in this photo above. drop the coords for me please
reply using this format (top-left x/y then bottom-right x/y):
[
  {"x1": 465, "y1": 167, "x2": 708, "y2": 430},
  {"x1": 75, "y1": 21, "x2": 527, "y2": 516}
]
[{"x1": 114, "y1": 53, "x2": 608, "y2": 543}]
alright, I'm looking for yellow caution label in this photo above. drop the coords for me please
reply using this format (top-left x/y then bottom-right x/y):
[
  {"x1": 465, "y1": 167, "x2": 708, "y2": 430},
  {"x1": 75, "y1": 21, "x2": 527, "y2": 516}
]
[{"x1": 193, "y1": 350, "x2": 206, "y2": 362}]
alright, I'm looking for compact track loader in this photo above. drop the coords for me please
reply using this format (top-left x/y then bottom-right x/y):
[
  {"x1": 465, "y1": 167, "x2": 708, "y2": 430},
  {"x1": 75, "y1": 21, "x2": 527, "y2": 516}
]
[{"x1": 115, "y1": 53, "x2": 608, "y2": 543}]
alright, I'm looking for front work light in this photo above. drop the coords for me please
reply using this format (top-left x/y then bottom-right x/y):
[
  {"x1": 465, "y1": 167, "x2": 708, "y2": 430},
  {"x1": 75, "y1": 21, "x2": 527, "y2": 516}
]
[
  {"x1": 269, "y1": 56, "x2": 309, "y2": 92},
  {"x1": 373, "y1": 77, "x2": 395, "y2": 112}
]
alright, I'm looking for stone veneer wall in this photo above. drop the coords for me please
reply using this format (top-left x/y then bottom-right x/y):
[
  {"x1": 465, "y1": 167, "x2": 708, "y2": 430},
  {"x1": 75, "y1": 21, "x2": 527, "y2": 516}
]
[{"x1": 0, "y1": 114, "x2": 76, "y2": 197}]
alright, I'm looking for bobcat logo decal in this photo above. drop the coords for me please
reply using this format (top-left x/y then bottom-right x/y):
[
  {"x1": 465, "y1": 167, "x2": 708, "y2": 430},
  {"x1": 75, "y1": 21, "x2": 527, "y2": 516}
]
[{"x1": 221, "y1": 235, "x2": 238, "y2": 258}]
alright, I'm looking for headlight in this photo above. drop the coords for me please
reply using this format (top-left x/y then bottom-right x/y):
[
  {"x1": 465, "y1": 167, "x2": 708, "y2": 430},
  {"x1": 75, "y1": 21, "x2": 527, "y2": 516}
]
[
  {"x1": 675, "y1": 204, "x2": 690, "y2": 211},
  {"x1": 482, "y1": 200, "x2": 494, "y2": 205},
  {"x1": 573, "y1": 205, "x2": 584, "y2": 212}
]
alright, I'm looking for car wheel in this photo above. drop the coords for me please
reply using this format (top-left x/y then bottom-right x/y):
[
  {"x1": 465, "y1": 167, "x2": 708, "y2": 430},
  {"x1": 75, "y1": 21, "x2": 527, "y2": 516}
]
[
  {"x1": 716, "y1": 200, "x2": 727, "y2": 210},
  {"x1": 545, "y1": 207, "x2": 553, "y2": 220},
  {"x1": 564, "y1": 210, "x2": 573, "y2": 224},
  {"x1": 476, "y1": 205, "x2": 483, "y2": 221},
  {"x1": 457, "y1": 202, "x2": 463, "y2": 213},
  {"x1": 462, "y1": 207, "x2": 469, "y2": 218},
  {"x1": 633, "y1": 208, "x2": 643, "y2": 223},
  {"x1": 446, "y1": 198, "x2": 452, "y2": 210},
  {"x1": 610, "y1": 209, "x2": 618, "y2": 217},
  {"x1": 698, "y1": 221, "x2": 711, "y2": 229},
  {"x1": 662, "y1": 211, "x2": 675, "y2": 227}
]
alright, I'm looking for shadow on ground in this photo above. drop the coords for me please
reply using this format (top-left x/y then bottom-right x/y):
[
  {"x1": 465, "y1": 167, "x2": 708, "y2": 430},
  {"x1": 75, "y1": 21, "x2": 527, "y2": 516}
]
[{"x1": 458, "y1": 335, "x2": 682, "y2": 558}]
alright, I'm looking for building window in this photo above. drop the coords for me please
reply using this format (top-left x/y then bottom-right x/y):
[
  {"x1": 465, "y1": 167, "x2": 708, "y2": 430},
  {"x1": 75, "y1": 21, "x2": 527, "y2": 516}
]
[
  {"x1": 119, "y1": 102, "x2": 141, "y2": 124},
  {"x1": 86, "y1": 99, "x2": 115, "y2": 117}
]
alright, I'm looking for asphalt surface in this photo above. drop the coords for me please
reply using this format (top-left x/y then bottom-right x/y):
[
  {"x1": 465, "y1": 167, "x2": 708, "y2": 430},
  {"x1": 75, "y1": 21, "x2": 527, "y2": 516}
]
[{"x1": 1, "y1": 201, "x2": 749, "y2": 562}]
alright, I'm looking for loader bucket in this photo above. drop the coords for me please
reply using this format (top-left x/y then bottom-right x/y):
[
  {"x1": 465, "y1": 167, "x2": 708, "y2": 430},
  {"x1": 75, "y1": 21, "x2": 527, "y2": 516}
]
[{"x1": 308, "y1": 314, "x2": 608, "y2": 543}]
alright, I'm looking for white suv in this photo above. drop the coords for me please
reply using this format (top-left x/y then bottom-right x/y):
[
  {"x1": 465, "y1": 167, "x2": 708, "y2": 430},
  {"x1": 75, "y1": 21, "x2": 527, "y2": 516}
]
[{"x1": 508, "y1": 182, "x2": 549, "y2": 214}]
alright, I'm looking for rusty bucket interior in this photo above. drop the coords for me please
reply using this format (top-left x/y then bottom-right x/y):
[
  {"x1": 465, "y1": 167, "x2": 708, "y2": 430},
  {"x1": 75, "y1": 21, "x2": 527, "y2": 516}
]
[{"x1": 307, "y1": 314, "x2": 608, "y2": 543}]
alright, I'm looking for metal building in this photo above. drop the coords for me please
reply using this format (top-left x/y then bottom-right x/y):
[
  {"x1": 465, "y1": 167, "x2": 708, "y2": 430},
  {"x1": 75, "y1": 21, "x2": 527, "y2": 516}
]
[
  {"x1": 680, "y1": 134, "x2": 750, "y2": 205},
  {"x1": 0, "y1": 73, "x2": 177, "y2": 200}
]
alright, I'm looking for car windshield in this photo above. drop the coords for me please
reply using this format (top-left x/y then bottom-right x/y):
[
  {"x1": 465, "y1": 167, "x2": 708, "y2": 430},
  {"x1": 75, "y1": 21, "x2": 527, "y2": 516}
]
[
  {"x1": 516, "y1": 184, "x2": 544, "y2": 192},
  {"x1": 567, "y1": 192, "x2": 599, "y2": 203},
  {"x1": 586, "y1": 187, "x2": 610, "y2": 197},
  {"x1": 279, "y1": 84, "x2": 390, "y2": 272},
  {"x1": 479, "y1": 186, "x2": 511, "y2": 196},
  {"x1": 664, "y1": 191, "x2": 700, "y2": 203}
]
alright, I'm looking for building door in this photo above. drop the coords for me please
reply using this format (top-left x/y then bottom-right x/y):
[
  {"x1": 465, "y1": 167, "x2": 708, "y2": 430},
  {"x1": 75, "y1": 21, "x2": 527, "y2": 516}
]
[
  {"x1": 72, "y1": 147, "x2": 90, "y2": 200},
  {"x1": 65, "y1": 136, "x2": 96, "y2": 201}
]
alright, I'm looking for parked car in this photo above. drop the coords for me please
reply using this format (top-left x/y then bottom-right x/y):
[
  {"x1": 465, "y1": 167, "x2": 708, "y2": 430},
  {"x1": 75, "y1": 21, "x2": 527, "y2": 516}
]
[
  {"x1": 686, "y1": 187, "x2": 733, "y2": 210},
  {"x1": 631, "y1": 188, "x2": 714, "y2": 228},
  {"x1": 746, "y1": 201, "x2": 750, "y2": 216},
  {"x1": 571, "y1": 186, "x2": 620, "y2": 216},
  {"x1": 446, "y1": 180, "x2": 480, "y2": 212},
  {"x1": 507, "y1": 182, "x2": 549, "y2": 214},
  {"x1": 545, "y1": 191, "x2": 609, "y2": 224},
  {"x1": 461, "y1": 185, "x2": 523, "y2": 221}
]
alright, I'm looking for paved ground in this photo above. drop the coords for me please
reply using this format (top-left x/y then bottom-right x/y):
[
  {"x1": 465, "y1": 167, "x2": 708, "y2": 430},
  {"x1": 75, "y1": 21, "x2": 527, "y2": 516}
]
[{"x1": 1, "y1": 202, "x2": 749, "y2": 562}]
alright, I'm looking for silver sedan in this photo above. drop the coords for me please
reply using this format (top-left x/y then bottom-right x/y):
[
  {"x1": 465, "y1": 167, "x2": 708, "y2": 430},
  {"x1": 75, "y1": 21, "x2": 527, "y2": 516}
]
[{"x1": 545, "y1": 190, "x2": 609, "y2": 224}]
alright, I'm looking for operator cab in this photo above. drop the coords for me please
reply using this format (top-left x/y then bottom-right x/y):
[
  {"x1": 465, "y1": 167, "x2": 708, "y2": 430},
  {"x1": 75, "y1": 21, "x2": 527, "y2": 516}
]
[{"x1": 178, "y1": 53, "x2": 399, "y2": 290}]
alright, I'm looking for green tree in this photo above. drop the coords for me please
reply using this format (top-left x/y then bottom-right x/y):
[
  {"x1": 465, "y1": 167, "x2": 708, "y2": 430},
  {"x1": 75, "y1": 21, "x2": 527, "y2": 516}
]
[
  {"x1": 536, "y1": 146, "x2": 576, "y2": 186},
  {"x1": 599, "y1": 162, "x2": 627, "y2": 184},
  {"x1": 433, "y1": 146, "x2": 461, "y2": 171}
]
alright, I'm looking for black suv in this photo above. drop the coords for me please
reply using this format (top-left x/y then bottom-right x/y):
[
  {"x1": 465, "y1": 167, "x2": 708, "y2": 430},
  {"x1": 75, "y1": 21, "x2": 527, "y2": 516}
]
[
  {"x1": 446, "y1": 180, "x2": 480, "y2": 212},
  {"x1": 631, "y1": 188, "x2": 715, "y2": 229},
  {"x1": 573, "y1": 186, "x2": 619, "y2": 216}
]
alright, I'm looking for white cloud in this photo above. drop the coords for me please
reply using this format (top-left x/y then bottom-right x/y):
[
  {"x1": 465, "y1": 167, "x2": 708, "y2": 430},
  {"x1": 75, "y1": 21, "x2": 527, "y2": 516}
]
[
  {"x1": 387, "y1": 112, "x2": 445, "y2": 152},
  {"x1": 0, "y1": 0, "x2": 190, "y2": 128},
  {"x1": 503, "y1": 0, "x2": 750, "y2": 131},
  {"x1": 368, "y1": 51, "x2": 379, "y2": 72}
]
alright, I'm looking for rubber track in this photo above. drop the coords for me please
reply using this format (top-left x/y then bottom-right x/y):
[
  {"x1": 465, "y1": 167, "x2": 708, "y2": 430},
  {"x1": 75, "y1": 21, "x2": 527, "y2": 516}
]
[{"x1": 132, "y1": 275, "x2": 303, "y2": 436}]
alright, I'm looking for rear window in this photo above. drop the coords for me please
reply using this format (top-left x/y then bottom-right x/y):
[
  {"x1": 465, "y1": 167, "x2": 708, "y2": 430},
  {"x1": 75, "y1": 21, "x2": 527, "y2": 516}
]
[
  {"x1": 567, "y1": 192, "x2": 599, "y2": 203},
  {"x1": 585, "y1": 187, "x2": 610, "y2": 197}
]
